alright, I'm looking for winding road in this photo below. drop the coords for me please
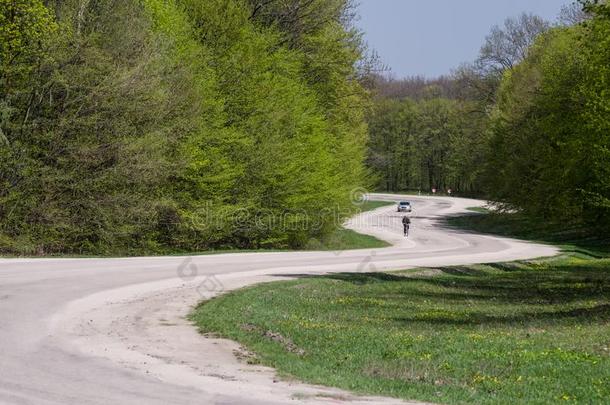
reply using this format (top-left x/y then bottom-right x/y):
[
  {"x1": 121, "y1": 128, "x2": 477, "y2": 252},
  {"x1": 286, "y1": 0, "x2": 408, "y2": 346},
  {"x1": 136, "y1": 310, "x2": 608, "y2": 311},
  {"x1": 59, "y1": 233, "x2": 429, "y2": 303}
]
[{"x1": 0, "y1": 195, "x2": 557, "y2": 405}]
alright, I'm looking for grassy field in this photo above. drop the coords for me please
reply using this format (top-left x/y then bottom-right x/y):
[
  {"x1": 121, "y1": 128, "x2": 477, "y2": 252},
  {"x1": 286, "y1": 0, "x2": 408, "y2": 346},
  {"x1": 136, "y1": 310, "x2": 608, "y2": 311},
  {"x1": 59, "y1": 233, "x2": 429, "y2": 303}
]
[{"x1": 191, "y1": 212, "x2": 610, "y2": 404}]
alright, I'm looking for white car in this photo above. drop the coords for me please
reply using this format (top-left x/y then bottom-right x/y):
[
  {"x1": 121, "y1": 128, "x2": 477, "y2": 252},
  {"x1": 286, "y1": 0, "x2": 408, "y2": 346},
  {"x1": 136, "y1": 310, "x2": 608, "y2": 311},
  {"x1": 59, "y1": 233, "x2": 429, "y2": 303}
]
[{"x1": 397, "y1": 201, "x2": 412, "y2": 212}]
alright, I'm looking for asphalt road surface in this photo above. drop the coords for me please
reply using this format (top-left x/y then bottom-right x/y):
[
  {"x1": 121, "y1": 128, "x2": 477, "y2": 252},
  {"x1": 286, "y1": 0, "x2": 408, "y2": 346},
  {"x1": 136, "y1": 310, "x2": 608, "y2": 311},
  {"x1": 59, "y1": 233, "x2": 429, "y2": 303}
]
[{"x1": 0, "y1": 195, "x2": 558, "y2": 405}]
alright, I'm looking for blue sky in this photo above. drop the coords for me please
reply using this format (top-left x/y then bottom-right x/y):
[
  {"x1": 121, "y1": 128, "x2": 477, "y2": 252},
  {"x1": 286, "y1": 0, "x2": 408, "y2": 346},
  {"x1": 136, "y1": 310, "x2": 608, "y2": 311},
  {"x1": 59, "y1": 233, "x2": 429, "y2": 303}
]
[{"x1": 357, "y1": 0, "x2": 572, "y2": 78}]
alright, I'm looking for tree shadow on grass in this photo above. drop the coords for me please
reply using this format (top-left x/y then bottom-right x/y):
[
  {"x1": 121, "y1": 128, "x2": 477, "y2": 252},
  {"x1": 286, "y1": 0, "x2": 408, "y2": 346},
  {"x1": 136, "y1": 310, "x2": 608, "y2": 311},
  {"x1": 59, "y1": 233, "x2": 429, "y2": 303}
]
[
  {"x1": 419, "y1": 267, "x2": 607, "y2": 306},
  {"x1": 391, "y1": 303, "x2": 610, "y2": 326},
  {"x1": 433, "y1": 266, "x2": 488, "y2": 276},
  {"x1": 441, "y1": 212, "x2": 610, "y2": 258},
  {"x1": 270, "y1": 272, "x2": 406, "y2": 284},
  {"x1": 323, "y1": 272, "x2": 407, "y2": 284},
  {"x1": 294, "y1": 263, "x2": 610, "y2": 326},
  {"x1": 276, "y1": 264, "x2": 610, "y2": 302}
]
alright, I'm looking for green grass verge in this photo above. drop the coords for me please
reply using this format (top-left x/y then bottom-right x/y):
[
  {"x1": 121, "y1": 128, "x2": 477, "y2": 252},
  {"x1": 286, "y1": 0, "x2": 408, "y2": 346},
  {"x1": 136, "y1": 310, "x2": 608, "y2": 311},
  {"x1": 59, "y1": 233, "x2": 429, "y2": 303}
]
[
  {"x1": 306, "y1": 228, "x2": 389, "y2": 251},
  {"x1": 356, "y1": 200, "x2": 395, "y2": 213},
  {"x1": 191, "y1": 212, "x2": 610, "y2": 404},
  {"x1": 191, "y1": 260, "x2": 610, "y2": 404},
  {"x1": 466, "y1": 206, "x2": 491, "y2": 214}
]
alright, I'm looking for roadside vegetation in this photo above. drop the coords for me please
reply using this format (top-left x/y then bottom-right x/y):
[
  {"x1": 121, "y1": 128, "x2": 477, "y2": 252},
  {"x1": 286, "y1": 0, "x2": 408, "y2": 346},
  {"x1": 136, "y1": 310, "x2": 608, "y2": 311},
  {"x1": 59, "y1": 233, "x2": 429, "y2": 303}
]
[
  {"x1": 0, "y1": 198, "x2": 391, "y2": 257},
  {"x1": 191, "y1": 210, "x2": 610, "y2": 404},
  {"x1": 367, "y1": 2, "x2": 610, "y2": 236},
  {"x1": 356, "y1": 200, "x2": 395, "y2": 213},
  {"x1": 3, "y1": 2, "x2": 608, "y2": 256},
  {"x1": 0, "y1": 0, "x2": 369, "y2": 256}
]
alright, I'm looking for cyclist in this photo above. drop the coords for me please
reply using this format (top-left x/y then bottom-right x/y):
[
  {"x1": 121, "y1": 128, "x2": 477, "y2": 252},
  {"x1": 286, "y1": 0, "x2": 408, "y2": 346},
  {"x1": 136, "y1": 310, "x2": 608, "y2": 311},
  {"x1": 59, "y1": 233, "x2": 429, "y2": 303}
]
[{"x1": 402, "y1": 215, "x2": 411, "y2": 237}]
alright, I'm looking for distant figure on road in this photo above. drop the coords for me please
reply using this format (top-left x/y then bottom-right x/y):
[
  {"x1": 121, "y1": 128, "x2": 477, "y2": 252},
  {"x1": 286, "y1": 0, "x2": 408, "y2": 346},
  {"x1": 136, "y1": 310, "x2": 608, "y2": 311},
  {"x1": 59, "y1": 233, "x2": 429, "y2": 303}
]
[{"x1": 402, "y1": 216, "x2": 411, "y2": 237}]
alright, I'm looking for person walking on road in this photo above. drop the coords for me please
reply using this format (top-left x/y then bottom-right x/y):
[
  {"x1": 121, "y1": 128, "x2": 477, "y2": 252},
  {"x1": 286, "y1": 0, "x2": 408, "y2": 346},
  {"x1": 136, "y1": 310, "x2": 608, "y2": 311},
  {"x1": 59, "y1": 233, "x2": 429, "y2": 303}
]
[{"x1": 402, "y1": 215, "x2": 411, "y2": 237}]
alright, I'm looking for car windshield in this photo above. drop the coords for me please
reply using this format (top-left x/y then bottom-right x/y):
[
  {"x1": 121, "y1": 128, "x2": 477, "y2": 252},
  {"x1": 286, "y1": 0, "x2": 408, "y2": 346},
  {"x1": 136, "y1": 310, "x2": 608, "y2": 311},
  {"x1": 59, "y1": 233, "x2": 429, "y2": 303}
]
[{"x1": 399, "y1": 202, "x2": 410, "y2": 205}]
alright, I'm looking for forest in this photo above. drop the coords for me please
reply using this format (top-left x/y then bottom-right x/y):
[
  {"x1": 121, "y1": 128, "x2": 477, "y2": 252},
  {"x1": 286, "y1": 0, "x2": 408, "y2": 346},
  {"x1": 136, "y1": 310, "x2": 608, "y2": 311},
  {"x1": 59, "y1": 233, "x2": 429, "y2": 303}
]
[
  {"x1": 1, "y1": 1, "x2": 609, "y2": 255},
  {"x1": 0, "y1": 0, "x2": 369, "y2": 254},
  {"x1": 367, "y1": 1, "x2": 610, "y2": 232}
]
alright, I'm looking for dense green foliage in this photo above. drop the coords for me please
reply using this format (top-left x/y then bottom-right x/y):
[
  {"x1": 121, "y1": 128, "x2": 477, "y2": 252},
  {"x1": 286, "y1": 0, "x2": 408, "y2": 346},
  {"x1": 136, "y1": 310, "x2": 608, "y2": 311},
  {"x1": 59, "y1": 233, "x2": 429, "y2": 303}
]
[
  {"x1": 0, "y1": 0, "x2": 368, "y2": 255},
  {"x1": 486, "y1": 2, "x2": 610, "y2": 229},
  {"x1": 367, "y1": 2, "x2": 610, "y2": 234},
  {"x1": 366, "y1": 12, "x2": 548, "y2": 196},
  {"x1": 367, "y1": 96, "x2": 488, "y2": 194},
  {"x1": 192, "y1": 257, "x2": 610, "y2": 404}
]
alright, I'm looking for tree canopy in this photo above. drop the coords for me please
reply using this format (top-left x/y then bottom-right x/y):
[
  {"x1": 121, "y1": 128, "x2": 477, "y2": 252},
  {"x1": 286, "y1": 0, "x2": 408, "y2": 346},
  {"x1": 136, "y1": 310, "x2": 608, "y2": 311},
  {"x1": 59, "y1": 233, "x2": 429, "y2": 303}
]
[
  {"x1": 367, "y1": 1, "x2": 610, "y2": 236},
  {"x1": 0, "y1": 0, "x2": 369, "y2": 255},
  {"x1": 485, "y1": 1, "x2": 610, "y2": 229}
]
